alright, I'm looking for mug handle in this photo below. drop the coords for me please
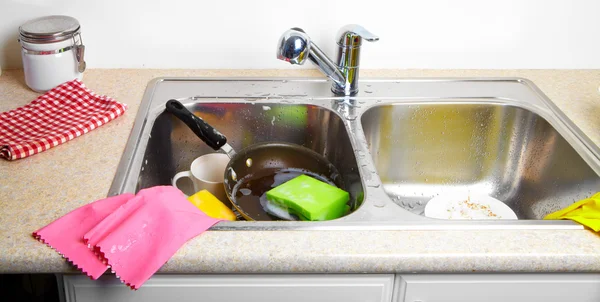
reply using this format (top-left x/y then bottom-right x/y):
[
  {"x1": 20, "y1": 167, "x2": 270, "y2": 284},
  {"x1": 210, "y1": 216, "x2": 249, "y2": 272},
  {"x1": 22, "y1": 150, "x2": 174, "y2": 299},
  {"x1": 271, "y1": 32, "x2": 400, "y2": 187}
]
[{"x1": 172, "y1": 171, "x2": 192, "y2": 197}]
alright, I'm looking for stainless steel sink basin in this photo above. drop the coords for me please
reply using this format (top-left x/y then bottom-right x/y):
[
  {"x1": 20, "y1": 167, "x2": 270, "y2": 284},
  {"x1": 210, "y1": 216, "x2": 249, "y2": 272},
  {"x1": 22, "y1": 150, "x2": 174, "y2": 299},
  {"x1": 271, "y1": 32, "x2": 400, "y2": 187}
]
[
  {"x1": 362, "y1": 103, "x2": 600, "y2": 220},
  {"x1": 138, "y1": 102, "x2": 364, "y2": 219},
  {"x1": 110, "y1": 78, "x2": 600, "y2": 230}
]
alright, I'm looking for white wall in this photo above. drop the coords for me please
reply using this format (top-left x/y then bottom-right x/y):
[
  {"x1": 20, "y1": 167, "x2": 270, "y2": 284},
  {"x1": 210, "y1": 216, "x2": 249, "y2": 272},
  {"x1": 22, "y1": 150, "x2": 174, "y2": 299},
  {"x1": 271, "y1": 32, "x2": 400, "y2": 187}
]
[{"x1": 1, "y1": 0, "x2": 599, "y2": 69}]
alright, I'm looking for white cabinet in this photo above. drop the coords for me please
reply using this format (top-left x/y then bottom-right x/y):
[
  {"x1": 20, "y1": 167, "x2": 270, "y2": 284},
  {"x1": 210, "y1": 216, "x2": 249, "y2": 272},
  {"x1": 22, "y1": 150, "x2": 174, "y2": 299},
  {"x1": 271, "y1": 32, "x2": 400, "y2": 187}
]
[
  {"x1": 63, "y1": 274, "x2": 395, "y2": 302},
  {"x1": 62, "y1": 273, "x2": 600, "y2": 302},
  {"x1": 395, "y1": 274, "x2": 600, "y2": 302}
]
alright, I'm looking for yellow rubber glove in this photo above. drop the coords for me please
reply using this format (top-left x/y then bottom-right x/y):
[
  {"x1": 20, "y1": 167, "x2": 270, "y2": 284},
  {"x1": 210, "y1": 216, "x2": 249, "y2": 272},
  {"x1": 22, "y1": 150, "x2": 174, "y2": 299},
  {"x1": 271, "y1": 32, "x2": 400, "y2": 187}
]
[
  {"x1": 544, "y1": 192, "x2": 600, "y2": 231},
  {"x1": 187, "y1": 190, "x2": 237, "y2": 221}
]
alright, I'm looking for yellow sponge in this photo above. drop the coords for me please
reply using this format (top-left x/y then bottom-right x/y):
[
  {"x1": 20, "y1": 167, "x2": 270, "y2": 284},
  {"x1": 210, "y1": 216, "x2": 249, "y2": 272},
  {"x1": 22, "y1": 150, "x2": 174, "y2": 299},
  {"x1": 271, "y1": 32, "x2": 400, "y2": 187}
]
[{"x1": 187, "y1": 190, "x2": 236, "y2": 221}]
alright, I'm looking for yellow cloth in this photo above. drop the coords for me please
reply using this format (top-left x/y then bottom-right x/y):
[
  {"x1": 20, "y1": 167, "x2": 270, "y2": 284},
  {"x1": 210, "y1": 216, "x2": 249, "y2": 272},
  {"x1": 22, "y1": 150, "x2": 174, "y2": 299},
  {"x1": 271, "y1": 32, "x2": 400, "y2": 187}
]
[{"x1": 544, "y1": 192, "x2": 600, "y2": 231}]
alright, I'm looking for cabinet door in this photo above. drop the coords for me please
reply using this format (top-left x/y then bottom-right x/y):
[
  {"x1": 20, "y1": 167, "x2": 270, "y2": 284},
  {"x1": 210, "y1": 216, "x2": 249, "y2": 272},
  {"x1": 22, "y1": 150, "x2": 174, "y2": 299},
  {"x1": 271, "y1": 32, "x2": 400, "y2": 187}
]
[
  {"x1": 64, "y1": 274, "x2": 394, "y2": 302},
  {"x1": 396, "y1": 274, "x2": 600, "y2": 302}
]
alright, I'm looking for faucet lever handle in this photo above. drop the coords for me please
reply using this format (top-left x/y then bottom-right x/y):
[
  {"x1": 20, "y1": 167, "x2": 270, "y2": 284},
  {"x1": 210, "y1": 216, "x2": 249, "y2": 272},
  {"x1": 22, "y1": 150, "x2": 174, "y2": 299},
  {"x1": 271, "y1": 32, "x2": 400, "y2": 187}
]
[{"x1": 337, "y1": 24, "x2": 379, "y2": 45}]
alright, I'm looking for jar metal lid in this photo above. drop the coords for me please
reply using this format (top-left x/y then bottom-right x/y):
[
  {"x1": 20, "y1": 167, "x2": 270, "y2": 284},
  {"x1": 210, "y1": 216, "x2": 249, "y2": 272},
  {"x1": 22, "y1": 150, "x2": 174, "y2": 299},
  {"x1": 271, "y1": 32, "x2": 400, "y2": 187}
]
[{"x1": 19, "y1": 15, "x2": 81, "y2": 43}]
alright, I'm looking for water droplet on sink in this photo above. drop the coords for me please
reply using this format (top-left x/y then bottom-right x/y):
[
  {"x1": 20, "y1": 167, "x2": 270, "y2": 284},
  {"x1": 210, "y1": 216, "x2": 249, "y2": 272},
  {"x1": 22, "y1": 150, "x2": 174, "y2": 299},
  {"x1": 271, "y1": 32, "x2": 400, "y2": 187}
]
[
  {"x1": 361, "y1": 165, "x2": 371, "y2": 179},
  {"x1": 364, "y1": 90, "x2": 373, "y2": 94}
]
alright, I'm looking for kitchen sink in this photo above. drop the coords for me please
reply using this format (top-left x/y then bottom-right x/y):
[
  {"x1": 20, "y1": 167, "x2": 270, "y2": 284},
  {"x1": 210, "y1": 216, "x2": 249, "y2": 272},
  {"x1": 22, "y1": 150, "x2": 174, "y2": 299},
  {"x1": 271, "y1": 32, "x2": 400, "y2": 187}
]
[{"x1": 110, "y1": 78, "x2": 600, "y2": 230}]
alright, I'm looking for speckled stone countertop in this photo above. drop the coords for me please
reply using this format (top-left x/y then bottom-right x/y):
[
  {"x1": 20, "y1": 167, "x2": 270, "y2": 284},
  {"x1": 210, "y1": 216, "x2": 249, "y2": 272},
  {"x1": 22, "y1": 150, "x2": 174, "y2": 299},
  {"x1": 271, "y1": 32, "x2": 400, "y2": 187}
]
[{"x1": 2, "y1": 69, "x2": 600, "y2": 274}]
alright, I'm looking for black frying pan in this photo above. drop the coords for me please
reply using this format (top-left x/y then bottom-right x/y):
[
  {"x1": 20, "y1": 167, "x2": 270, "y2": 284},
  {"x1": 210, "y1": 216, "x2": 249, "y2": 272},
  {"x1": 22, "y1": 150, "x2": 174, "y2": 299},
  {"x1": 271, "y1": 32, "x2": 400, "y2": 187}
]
[{"x1": 165, "y1": 100, "x2": 345, "y2": 221}]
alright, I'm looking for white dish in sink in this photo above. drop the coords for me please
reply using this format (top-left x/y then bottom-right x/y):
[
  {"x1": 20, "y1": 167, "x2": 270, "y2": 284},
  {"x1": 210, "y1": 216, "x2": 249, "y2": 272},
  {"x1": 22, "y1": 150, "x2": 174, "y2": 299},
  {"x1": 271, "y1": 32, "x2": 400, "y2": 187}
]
[{"x1": 424, "y1": 193, "x2": 518, "y2": 220}]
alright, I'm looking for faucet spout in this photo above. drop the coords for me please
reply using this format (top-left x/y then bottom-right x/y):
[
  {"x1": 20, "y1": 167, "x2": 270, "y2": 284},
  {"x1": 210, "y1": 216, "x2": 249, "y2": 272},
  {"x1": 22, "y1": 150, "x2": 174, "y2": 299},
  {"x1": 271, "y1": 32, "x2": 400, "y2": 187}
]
[
  {"x1": 276, "y1": 28, "x2": 346, "y2": 91},
  {"x1": 306, "y1": 42, "x2": 347, "y2": 91},
  {"x1": 276, "y1": 25, "x2": 378, "y2": 96}
]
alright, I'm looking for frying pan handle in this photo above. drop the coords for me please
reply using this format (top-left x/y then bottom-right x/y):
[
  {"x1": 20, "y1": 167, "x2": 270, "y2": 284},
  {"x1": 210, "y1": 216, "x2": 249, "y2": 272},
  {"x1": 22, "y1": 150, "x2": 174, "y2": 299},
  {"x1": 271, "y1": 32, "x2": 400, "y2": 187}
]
[{"x1": 165, "y1": 99, "x2": 227, "y2": 150}]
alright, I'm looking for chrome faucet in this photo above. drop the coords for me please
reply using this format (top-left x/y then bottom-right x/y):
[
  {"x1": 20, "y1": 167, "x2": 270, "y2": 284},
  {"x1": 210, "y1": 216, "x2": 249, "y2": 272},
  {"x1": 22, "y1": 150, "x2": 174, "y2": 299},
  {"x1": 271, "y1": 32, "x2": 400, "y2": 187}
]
[{"x1": 276, "y1": 25, "x2": 378, "y2": 96}]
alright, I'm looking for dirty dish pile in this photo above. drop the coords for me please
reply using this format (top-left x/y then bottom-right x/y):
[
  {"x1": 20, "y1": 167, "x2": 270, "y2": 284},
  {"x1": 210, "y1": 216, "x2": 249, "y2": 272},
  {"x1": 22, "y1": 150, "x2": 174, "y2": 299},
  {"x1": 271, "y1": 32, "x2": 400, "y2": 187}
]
[{"x1": 165, "y1": 100, "x2": 350, "y2": 221}]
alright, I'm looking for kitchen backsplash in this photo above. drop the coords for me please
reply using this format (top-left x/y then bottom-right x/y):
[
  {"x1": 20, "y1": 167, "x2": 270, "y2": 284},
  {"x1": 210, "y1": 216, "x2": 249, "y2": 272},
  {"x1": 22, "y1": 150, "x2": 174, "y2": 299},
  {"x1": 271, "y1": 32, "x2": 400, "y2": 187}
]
[{"x1": 1, "y1": 0, "x2": 599, "y2": 69}]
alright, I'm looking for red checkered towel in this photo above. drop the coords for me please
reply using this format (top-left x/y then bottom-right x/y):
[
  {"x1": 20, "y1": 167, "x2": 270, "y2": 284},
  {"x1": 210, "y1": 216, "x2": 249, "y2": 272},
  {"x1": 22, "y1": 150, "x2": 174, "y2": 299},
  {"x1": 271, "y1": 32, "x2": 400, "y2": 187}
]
[{"x1": 0, "y1": 79, "x2": 127, "y2": 160}]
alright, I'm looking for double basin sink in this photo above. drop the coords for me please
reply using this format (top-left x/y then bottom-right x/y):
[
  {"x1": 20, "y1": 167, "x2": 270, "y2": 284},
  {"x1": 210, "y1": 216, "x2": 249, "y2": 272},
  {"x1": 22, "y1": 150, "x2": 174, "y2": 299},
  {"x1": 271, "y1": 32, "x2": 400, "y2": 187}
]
[{"x1": 109, "y1": 78, "x2": 600, "y2": 230}]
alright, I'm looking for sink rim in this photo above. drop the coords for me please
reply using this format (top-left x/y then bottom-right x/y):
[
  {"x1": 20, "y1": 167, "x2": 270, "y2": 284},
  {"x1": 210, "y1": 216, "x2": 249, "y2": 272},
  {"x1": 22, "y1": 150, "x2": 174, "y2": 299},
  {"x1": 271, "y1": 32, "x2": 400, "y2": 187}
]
[{"x1": 109, "y1": 76, "x2": 599, "y2": 230}]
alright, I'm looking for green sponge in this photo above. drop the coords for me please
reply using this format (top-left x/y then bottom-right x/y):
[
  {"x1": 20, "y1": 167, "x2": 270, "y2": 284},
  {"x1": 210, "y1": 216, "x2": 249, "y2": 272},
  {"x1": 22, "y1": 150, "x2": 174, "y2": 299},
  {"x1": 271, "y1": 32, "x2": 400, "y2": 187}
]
[{"x1": 266, "y1": 175, "x2": 350, "y2": 221}]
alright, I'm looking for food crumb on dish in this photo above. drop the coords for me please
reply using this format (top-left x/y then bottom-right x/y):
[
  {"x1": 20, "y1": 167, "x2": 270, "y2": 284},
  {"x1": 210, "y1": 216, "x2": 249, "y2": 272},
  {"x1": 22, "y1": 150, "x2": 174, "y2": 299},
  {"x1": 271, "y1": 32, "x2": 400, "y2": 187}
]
[
  {"x1": 446, "y1": 195, "x2": 502, "y2": 219},
  {"x1": 425, "y1": 192, "x2": 517, "y2": 220}
]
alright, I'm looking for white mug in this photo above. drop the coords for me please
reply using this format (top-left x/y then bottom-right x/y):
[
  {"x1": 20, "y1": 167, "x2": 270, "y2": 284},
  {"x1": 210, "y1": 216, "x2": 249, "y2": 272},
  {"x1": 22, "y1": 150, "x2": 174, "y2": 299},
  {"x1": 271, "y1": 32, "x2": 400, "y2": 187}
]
[{"x1": 172, "y1": 153, "x2": 230, "y2": 204}]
